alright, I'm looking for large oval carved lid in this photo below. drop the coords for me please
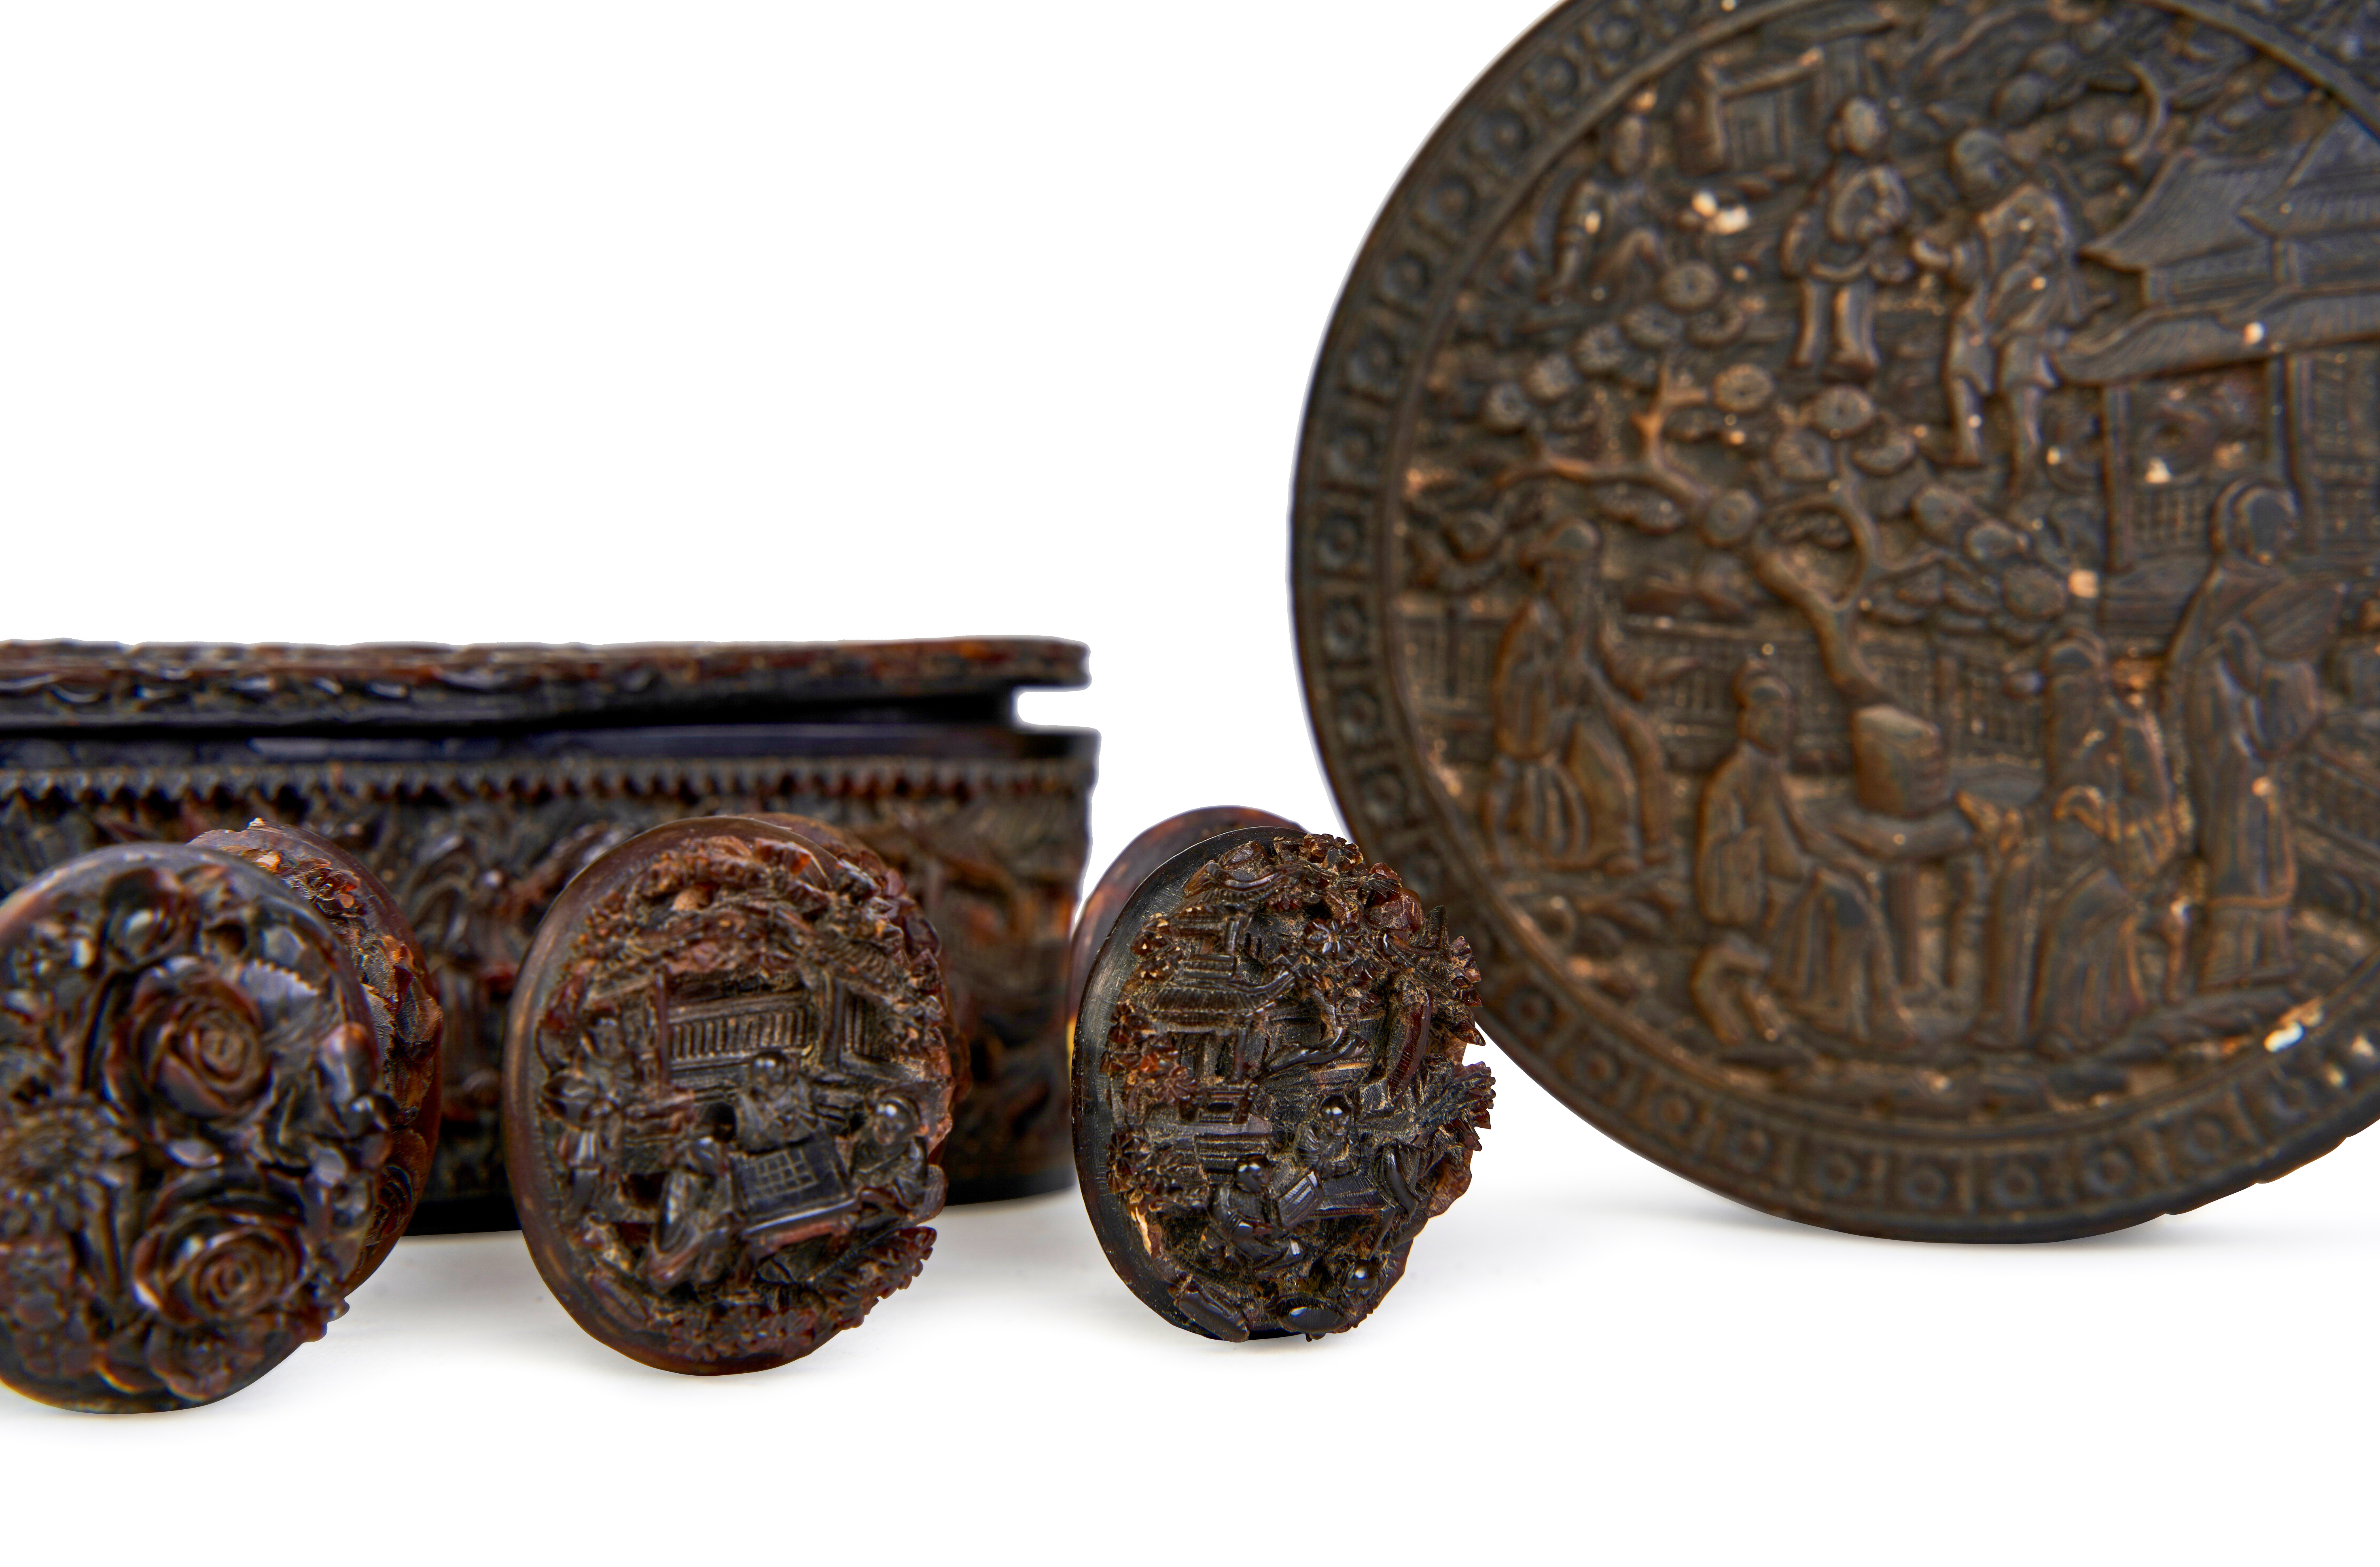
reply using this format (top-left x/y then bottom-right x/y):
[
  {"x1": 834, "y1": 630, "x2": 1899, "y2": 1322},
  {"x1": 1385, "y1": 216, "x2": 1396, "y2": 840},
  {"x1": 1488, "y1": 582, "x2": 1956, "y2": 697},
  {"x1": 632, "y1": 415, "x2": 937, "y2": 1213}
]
[{"x1": 1294, "y1": 0, "x2": 2380, "y2": 1237}]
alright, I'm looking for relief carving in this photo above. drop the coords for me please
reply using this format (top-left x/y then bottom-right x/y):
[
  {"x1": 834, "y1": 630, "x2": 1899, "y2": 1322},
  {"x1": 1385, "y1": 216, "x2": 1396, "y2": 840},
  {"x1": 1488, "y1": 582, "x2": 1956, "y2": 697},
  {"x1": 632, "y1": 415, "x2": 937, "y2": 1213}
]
[
  {"x1": 0, "y1": 847, "x2": 398, "y2": 1408},
  {"x1": 0, "y1": 752, "x2": 1089, "y2": 1220},
  {"x1": 1078, "y1": 830, "x2": 1492, "y2": 1339},
  {"x1": 1394, "y1": 0, "x2": 2380, "y2": 1117},
  {"x1": 505, "y1": 816, "x2": 952, "y2": 1372},
  {"x1": 1298, "y1": 0, "x2": 2380, "y2": 1232},
  {"x1": 191, "y1": 821, "x2": 444, "y2": 1288},
  {"x1": 0, "y1": 638, "x2": 1086, "y2": 729}
]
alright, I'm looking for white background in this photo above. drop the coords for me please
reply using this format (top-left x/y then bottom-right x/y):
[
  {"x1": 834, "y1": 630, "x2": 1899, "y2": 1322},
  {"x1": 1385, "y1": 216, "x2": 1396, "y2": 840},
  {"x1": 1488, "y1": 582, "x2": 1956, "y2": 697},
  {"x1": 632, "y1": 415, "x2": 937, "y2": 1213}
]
[{"x1": 1, "y1": 4, "x2": 2374, "y2": 1563}]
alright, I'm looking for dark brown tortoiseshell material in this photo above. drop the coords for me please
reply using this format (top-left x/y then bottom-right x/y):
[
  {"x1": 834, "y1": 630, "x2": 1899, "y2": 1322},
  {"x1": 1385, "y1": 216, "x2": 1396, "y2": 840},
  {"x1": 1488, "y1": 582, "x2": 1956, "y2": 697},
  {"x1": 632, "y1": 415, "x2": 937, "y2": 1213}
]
[
  {"x1": 504, "y1": 815, "x2": 953, "y2": 1375},
  {"x1": 1073, "y1": 817, "x2": 1492, "y2": 1341}
]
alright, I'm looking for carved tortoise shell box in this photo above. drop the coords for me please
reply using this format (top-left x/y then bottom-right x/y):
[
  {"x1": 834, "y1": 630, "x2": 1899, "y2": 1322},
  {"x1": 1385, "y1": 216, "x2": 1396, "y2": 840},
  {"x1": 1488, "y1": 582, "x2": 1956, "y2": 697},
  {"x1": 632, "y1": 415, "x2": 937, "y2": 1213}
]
[{"x1": 0, "y1": 638, "x2": 1096, "y2": 1228}]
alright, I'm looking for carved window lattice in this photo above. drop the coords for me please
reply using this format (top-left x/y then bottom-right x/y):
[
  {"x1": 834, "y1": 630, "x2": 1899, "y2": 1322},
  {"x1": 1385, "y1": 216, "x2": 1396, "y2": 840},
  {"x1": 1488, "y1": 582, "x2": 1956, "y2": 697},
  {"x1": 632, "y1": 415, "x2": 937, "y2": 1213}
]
[
  {"x1": 2133, "y1": 480, "x2": 2218, "y2": 558},
  {"x1": 664, "y1": 994, "x2": 814, "y2": 1091},
  {"x1": 2298, "y1": 748, "x2": 2380, "y2": 860},
  {"x1": 1955, "y1": 660, "x2": 2044, "y2": 763}
]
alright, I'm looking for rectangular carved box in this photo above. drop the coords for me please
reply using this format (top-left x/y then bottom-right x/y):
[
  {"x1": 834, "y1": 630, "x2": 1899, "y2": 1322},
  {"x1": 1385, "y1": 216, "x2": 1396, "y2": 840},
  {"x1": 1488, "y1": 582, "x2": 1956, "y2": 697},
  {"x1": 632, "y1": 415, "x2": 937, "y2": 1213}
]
[{"x1": 0, "y1": 638, "x2": 1096, "y2": 1227}]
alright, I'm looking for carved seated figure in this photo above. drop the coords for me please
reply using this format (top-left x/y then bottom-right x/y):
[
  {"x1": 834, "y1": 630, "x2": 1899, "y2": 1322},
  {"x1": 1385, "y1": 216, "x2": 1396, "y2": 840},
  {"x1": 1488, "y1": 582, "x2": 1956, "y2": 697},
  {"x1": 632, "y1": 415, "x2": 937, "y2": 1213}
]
[
  {"x1": 849, "y1": 1091, "x2": 930, "y2": 1213},
  {"x1": 1692, "y1": 661, "x2": 1910, "y2": 1051},
  {"x1": 1295, "y1": 1097, "x2": 1358, "y2": 1180},
  {"x1": 1206, "y1": 1157, "x2": 1306, "y2": 1276},
  {"x1": 731, "y1": 1049, "x2": 818, "y2": 1154},
  {"x1": 644, "y1": 1130, "x2": 735, "y2": 1291},
  {"x1": 1483, "y1": 519, "x2": 1689, "y2": 875}
]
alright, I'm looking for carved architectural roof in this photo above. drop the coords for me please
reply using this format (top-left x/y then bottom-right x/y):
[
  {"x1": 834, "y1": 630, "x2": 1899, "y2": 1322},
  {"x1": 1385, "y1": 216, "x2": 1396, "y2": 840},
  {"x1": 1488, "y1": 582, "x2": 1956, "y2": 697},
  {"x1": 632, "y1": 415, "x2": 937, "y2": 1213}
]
[
  {"x1": 2241, "y1": 116, "x2": 2380, "y2": 236},
  {"x1": 2064, "y1": 116, "x2": 2380, "y2": 384},
  {"x1": 2081, "y1": 150, "x2": 2292, "y2": 271}
]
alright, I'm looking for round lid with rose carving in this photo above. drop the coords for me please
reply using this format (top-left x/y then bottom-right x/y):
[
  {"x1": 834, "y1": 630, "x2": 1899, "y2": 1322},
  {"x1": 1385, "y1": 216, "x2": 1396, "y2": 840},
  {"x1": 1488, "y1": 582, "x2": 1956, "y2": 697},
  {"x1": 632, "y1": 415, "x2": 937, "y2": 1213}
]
[
  {"x1": 1073, "y1": 826, "x2": 1494, "y2": 1340},
  {"x1": 0, "y1": 844, "x2": 401, "y2": 1410},
  {"x1": 1295, "y1": 0, "x2": 2380, "y2": 1238},
  {"x1": 502, "y1": 814, "x2": 954, "y2": 1374}
]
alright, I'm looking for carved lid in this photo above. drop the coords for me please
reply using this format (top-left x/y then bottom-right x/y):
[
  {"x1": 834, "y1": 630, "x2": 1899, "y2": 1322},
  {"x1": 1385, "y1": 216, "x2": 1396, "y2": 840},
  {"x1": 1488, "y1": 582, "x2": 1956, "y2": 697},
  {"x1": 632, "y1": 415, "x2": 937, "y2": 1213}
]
[
  {"x1": 0, "y1": 638, "x2": 1087, "y2": 731},
  {"x1": 502, "y1": 813, "x2": 954, "y2": 1374},
  {"x1": 1071, "y1": 823, "x2": 1492, "y2": 1341}
]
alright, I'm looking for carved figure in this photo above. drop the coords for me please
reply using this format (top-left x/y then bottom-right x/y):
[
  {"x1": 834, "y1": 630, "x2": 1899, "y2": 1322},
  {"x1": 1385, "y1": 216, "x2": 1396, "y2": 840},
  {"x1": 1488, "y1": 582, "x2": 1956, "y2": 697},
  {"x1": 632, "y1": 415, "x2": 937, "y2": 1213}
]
[
  {"x1": 550, "y1": 1020, "x2": 631, "y2": 1220},
  {"x1": 2027, "y1": 631, "x2": 2181, "y2": 1052},
  {"x1": 1208, "y1": 1158, "x2": 1303, "y2": 1273},
  {"x1": 1073, "y1": 825, "x2": 1492, "y2": 1340},
  {"x1": 645, "y1": 1130, "x2": 734, "y2": 1291},
  {"x1": 2189, "y1": 617, "x2": 2319, "y2": 989},
  {"x1": 849, "y1": 1092, "x2": 930, "y2": 1213},
  {"x1": 2153, "y1": 483, "x2": 2337, "y2": 991},
  {"x1": 1914, "y1": 129, "x2": 2093, "y2": 488},
  {"x1": 731, "y1": 1051, "x2": 817, "y2": 1154},
  {"x1": 1484, "y1": 518, "x2": 1687, "y2": 872},
  {"x1": 1781, "y1": 98, "x2": 1912, "y2": 378},
  {"x1": 1296, "y1": 1095, "x2": 1358, "y2": 1179},
  {"x1": 2162, "y1": 484, "x2": 2296, "y2": 747},
  {"x1": 1695, "y1": 663, "x2": 1908, "y2": 1048},
  {"x1": 1542, "y1": 114, "x2": 1666, "y2": 303}
]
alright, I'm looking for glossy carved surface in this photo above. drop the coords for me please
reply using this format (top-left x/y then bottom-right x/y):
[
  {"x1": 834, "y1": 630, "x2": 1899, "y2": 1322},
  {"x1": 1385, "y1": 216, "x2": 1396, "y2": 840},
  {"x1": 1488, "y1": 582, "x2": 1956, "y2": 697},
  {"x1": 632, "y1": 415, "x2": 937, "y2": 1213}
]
[
  {"x1": 1295, "y1": 0, "x2": 2380, "y2": 1237},
  {"x1": 1074, "y1": 828, "x2": 1492, "y2": 1340},
  {"x1": 192, "y1": 821, "x2": 443, "y2": 1287},
  {"x1": 1064, "y1": 806, "x2": 1302, "y2": 1037},
  {"x1": 0, "y1": 637, "x2": 1092, "y2": 1223},
  {"x1": 504, "y1": 815, "x2": 953, "y2": 1374},
  {"x1": 854, "y1": 789, "x2": 1086, "y2": 1202},
  {"x1": 0, "y1": 846, "x2": 397, "y2": 1409}
]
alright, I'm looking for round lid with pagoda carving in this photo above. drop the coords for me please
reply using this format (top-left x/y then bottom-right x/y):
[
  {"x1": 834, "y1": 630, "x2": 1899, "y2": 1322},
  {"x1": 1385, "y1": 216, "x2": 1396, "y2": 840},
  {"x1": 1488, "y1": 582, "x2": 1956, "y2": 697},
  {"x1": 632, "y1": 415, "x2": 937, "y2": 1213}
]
[
  {"x1": 1073, "y1": 825, "x2": 1494, "y2": 1339},
  {"x1": 502, "y1": 814, "x2": 953, "y2": 1373}
]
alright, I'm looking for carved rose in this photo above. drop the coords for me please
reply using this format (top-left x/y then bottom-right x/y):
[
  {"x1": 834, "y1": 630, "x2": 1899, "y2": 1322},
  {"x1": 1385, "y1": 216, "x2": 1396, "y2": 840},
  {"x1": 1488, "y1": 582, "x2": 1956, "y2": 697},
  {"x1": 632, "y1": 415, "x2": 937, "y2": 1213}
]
[
  {"x1": 134, "y1": 1205, "x2": 305, "y2": 1325},
  {"x1": 107, "y1": 959, "x2": 272, "y2": 1122},
  {"x1": 125, "y1": 1182, "x2": 323, "y2": 1404}
]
